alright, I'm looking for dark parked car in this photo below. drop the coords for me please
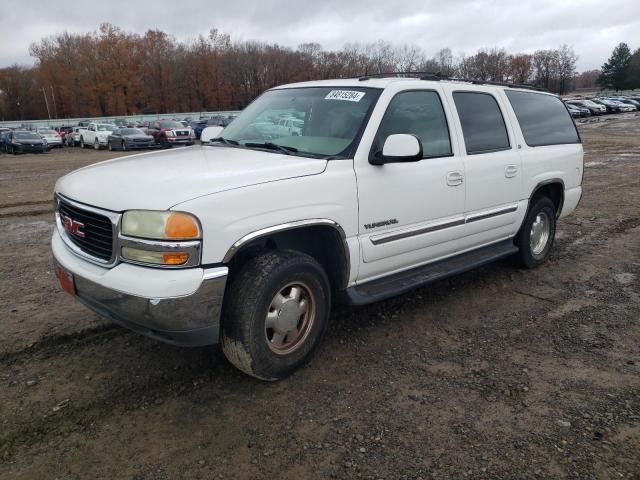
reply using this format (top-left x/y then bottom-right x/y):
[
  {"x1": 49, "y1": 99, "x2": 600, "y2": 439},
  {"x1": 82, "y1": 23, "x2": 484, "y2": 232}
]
[
  {"x1": 0, "y1": 128, "x2": 11, "y2": 152},
  {"x1": 107, "y1": 128, "x2": 155, "y2": 151},
  {"x1": 5, "y1": 130, "x2": 48, "y2": 154}
]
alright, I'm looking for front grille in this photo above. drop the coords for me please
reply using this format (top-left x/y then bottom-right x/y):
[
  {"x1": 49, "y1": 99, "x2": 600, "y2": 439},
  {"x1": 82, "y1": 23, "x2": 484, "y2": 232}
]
[
  {"x1": 176, "y1": 130, "x2": 188, "y2": 137},
  {"x1": 58, "y1": 198, "x2": 114, "y2": 262}
]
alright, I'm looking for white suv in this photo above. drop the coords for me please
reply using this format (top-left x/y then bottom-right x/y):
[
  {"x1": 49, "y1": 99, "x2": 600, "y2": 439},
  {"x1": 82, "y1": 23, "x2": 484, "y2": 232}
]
[{"x1": 52, "y1": 76, "x2": 583, "y2": 380}]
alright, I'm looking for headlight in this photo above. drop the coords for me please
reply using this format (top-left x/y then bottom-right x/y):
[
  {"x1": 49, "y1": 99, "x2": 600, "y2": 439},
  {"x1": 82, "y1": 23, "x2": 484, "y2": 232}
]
[{"x1": 121, "y1": 210, "x2": 201, "y2": 240}]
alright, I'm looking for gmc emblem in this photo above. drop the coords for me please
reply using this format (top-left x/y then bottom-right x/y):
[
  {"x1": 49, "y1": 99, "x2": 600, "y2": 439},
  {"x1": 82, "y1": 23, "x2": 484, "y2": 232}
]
[{"x1": 62, "y1": 215, "x2": 85, "y2": 238}]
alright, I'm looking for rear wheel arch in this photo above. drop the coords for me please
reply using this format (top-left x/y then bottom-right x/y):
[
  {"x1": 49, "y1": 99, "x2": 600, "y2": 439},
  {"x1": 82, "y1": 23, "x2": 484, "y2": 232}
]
[
  {"x1": 223, "y1": 220, "x2": 350, "y2": 293},
  {"x1": 529, "y1": 179, "x2": 564, "y2": 217}
]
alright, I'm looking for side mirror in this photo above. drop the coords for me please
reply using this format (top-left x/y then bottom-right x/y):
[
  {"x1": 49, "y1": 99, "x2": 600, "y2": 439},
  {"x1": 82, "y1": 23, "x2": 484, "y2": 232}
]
[
  {"x1": 381, "y1": 134, "x2": 422, "y2": 163},
  {"x1": 201, "y1": 126, "x2": 224, "y2": 143}
]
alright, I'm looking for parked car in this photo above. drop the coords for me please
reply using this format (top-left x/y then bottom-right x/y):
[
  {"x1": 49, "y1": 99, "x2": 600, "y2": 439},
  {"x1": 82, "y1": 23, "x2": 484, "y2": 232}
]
[
  {"x1": 52, "y1": 77, "x2": 582, "y2": 380},
  {"x1": 55, "y1": 126, "x2": 75, "y2": 142},
  {"x1": 0, "y1": 128, "x2": 10, "y2": 152},
  {"x1": 107, "y1": 128, "x2": 155, "y2": 151},
  {"x1": 146, "y1": 120, "x2": 195, "y2": 148},
  {"x1": 78, "y1": 120, "x2": 91, "y2": 128},
  {"x1": 566, "y1": 103, "x2": 583, "y2": 118},
  {"x1": 112, "y1": 118, "x2": 128, "y2": 127},
  {"x1": 5, "y1": 130, "x2": 48, "y2": 154},
  {"x1": 606, "y1": 97, "x2": 640, "y2": 110},
  {"x1": 566, "y1": 100, "x2": 606, "y2": 115},
  {"x1": 591, "y1": 98, "x2": 623, "y2": 113},
  {"x1": 65, "y1": 127, "x2": 82, "y2": 147},
  {"x1": 36, "y1": 128, "x2": 64, "y2": 148},
  {"x1": 79, "y1": 123, "x2": 117, "y2": 149}
]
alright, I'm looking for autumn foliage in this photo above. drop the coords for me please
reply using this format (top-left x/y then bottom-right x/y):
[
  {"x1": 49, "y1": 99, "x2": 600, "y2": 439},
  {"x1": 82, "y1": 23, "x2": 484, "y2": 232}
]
[{"x1": 0, "y1": 24, "x2": 586, "y2": 122}]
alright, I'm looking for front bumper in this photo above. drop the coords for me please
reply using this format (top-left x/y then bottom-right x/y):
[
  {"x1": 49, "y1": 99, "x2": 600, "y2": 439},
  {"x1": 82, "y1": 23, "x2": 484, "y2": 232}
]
[
  {"x1": 52, "y1": 230, "x2": 227, "y2": 346},
  {"x1": 166, "y1": 137, "x2": 195, "y2": 144}
]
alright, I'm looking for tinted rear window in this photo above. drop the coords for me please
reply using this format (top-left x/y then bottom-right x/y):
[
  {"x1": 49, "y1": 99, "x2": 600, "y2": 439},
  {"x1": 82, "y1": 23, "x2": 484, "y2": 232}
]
[
  {"x1": 453, "y1": 92, "x2": 510, "y2": 154},
  {"x1": 505, "y1": 90, "x2": 580, "y2": 147}
]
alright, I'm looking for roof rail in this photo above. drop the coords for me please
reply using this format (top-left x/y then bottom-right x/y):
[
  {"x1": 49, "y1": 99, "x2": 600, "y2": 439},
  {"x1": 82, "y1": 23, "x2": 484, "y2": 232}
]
[
  {"x1": 356, "y1": 72, "x2": 547, "y2": 92},
  {"x1": 357, "y1": 71, "x2": 443, "y2": 81}
]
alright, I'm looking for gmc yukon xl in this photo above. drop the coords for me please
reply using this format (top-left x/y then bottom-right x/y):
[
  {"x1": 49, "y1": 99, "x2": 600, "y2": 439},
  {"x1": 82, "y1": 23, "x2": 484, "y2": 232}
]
[{"x1": 52, "y1": 76, "x2": 583, "y2": 380}]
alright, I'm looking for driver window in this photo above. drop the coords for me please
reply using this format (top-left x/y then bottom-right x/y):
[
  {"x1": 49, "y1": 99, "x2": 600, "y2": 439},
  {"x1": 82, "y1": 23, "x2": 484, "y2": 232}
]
[{"x1": 376, "y1": 90, "x2": 452, "y2": 158}]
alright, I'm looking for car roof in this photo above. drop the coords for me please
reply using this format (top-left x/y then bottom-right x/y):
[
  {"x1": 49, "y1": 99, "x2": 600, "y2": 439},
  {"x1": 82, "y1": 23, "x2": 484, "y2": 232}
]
[{"x1": 273, "y1": 77, "x2": 555, "y2": 96}]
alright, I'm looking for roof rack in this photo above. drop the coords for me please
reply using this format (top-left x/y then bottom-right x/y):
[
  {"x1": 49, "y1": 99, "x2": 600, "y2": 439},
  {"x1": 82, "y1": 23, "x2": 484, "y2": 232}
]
[
  {"x1": 356, "y1": 71, "x2": 547, "y2": 92},
  {"x1": 357, "y1": 71, "x2": 444, "y2": 81}
]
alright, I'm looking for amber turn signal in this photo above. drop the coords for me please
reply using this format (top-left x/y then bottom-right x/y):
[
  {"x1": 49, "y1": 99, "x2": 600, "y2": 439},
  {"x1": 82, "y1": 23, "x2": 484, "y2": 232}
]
[
  {"x1": 162, "y1": 252, "x2": 190, "y2": 265},
  {"x1": 165, "y1": 212, "x2": 200, "y2": 239}
]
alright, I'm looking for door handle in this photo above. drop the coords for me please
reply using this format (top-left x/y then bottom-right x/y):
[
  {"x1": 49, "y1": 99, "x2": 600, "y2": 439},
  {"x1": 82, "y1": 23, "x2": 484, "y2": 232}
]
[
  {"x1": 505, "y1": 164, "x2": 518, "y2": 178},
  {"x1": 446, "y1": 171, "x2": 464, "y2": 186}
]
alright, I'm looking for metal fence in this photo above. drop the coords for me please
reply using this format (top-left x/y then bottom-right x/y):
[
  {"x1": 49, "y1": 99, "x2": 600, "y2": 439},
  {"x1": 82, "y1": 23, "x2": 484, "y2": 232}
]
[{"x1": 0, "y1": 111, "x2": 241, "y2": 129}]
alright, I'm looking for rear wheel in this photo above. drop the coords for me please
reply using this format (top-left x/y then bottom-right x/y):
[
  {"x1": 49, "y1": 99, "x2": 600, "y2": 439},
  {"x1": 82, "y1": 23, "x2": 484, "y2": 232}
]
[
  {"x1": 514, "y1": 196, "x2": 556, "y2": 268},
  {"x1": 221, "y1": 250, "x2": 331, "y2": 381}
]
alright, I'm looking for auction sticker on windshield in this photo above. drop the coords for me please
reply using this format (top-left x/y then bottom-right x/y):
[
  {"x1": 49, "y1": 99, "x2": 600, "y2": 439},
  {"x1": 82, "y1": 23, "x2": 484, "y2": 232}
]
[{"x1": 324, "y1": 90, "x2": 366, "y2": 102}]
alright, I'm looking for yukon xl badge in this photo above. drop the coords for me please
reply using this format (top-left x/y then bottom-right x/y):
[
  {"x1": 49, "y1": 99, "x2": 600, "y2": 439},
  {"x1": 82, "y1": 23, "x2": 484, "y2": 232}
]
[{"x1": 364, "y1": 218, "x2": 399, "y2": 230}]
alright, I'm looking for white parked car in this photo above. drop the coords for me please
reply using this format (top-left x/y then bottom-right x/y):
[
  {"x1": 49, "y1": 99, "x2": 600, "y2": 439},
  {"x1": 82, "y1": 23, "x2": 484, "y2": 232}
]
[
  {"x1": 36, "y1": 128, "x2": 63, "y2": 148},
  {"x1": 79, "y1": 123, "x2": 117, "y2": 149},
  {"x1": 52, "y1": 77, "x2": 583, "y2": 380}
]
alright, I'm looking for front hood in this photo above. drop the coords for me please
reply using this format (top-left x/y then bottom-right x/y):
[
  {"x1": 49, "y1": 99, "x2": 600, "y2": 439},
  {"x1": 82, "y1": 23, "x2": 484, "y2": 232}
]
[{"x1": 55, "y1": 145, "x2": 327, "y2": 211}]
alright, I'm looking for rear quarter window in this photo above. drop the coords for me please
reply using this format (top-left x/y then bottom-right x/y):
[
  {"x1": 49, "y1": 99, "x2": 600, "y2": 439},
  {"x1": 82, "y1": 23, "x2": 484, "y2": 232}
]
[{"x1": 505, "y1": 90, "x2": 580, "y2": 147}]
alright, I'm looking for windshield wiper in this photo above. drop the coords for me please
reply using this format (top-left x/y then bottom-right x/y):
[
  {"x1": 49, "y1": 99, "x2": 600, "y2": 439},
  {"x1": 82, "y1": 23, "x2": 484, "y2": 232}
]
[
  {"x1": 209, "y1": 136, "x2": 239, "y2": 146},
  {"x1": 243, "y1": 142, "x2": 298, "y2": 155}
]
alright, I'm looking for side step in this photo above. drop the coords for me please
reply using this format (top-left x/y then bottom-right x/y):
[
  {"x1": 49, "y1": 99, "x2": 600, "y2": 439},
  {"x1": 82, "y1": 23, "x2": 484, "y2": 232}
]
[{"x1": 340, "y1": 239, "x2": 518, "y2": 306}]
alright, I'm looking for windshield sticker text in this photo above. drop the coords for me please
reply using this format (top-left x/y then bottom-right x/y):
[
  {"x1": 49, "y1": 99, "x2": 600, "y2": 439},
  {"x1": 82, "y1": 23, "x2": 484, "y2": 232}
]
[{"x1": 325, "y1": 90, "x2": 366, "y2": 102}]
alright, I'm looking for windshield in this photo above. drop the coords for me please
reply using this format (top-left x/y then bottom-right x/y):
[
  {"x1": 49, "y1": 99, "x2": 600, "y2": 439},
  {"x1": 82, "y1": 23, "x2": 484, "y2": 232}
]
[
  {"x1": 15, "y1": 132, "x2": 40, "y2": 140},
  {"x1": 218, "y1": 87, "x2": 381, "y2": 158},
  {"x1": 97, "y1": 124, "x2": 116, "y2": 131}
]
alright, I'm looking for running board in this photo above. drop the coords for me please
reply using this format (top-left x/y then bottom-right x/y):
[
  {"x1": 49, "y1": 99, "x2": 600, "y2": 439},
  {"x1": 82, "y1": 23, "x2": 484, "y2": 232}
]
[{"x1": 340, "y1": 239, "x2": 518, "y2": 306}]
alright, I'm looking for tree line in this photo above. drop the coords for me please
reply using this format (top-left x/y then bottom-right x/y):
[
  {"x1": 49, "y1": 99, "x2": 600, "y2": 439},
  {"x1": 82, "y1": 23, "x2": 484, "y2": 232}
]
[{"x1": 0, "y1": 23, "x2": 594, "y2": 121}]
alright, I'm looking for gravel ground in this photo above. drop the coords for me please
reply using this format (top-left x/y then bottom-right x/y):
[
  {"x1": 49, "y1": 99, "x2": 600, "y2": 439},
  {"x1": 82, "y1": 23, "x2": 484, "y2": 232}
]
[{"x1": 0, "y1": 115, "x2": 639, "y2": 479}]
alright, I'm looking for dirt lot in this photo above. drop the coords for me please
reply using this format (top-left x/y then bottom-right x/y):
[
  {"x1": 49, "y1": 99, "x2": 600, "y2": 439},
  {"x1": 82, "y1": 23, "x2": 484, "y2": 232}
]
[{"x1": 1, "y1": 116, "x2": 639, "y2": 480}]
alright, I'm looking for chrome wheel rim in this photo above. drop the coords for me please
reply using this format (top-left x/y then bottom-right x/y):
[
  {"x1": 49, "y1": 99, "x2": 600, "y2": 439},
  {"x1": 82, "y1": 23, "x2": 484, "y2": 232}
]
[
  {"x1": 530, "y1": 211, "x2": 551, "y2": 256},
  {"x1": 265, "y1": 281, "x2": 315, "y2": 355}
]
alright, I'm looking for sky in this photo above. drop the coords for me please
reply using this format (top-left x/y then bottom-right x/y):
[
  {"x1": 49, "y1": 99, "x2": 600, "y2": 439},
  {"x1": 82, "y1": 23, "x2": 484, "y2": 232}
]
[{"x1": 1, "y1": 0, "x2": 639, "y2": 72}]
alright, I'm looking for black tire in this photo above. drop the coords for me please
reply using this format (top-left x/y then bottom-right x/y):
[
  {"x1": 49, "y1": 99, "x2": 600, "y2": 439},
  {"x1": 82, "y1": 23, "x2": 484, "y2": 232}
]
[
  {"x1": 514, "y1": 196, "x2": 556, "y2": 268},
  {"x1": 160, "y1": 137, "x2": 170, "y2": 149},
  {"x1": 221, "y1": 250, "x2": 331, "y2": 381},
  {"x1": 80, "y1": 137, "x2": 85, "y2": 149},
  {"x1": 108, "y1": 141, "x2": 113, "y2": 151},
  {"x1": 122, "y1": 141, "x2": 127, "y2": 151}
]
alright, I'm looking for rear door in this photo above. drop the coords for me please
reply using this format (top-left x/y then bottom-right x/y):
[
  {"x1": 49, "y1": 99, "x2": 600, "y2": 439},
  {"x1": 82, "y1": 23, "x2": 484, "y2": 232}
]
[{"x1": 447, "y1": 89, "x2": 523, "y2": 244}]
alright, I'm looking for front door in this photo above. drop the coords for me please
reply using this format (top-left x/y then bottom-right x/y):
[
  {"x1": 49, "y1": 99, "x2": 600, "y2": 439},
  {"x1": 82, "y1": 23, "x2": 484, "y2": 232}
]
[{"x1": 355, "y1": 88, "x2": 466, "y2": 282}]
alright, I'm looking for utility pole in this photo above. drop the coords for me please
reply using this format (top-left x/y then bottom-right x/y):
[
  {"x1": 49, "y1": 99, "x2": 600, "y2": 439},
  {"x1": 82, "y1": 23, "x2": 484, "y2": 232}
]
[
  {"x1": 50, "y1": 85, "x2": 58, "y2": 119},
  {"x1": 41, "y1": 87, "x2": 51, "y2": 120}
]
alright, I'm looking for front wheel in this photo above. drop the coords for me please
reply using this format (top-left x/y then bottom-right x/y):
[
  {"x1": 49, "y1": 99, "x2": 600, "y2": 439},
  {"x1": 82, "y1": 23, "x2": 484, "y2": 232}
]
[
  {"x1": 221, "y1": 250, "x2": 331, "y2": 381},
  {"x1": 94, "y1": 139, "x2": 100, "y2": 150},
  {"x1": 514, "y1": 196, "x2": 556, "y2": 268},
  {"x1": 80, "y1": 137, "x2": 85, "y2": 149}
]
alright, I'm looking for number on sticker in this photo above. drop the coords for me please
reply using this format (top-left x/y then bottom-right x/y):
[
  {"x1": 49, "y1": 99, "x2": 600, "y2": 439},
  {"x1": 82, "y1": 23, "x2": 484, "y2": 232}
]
[{"x1": 324, "y1": 90, "x2": 366, "y2": 102}]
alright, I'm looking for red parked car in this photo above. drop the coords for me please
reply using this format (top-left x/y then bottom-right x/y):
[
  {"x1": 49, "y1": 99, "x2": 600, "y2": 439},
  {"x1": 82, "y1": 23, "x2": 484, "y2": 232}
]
[{"x1": 146, "y1": 120, "x2": 195, "y2": 148}]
